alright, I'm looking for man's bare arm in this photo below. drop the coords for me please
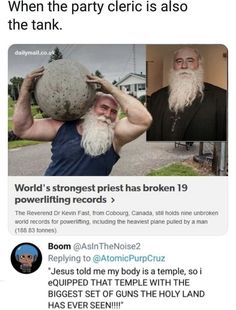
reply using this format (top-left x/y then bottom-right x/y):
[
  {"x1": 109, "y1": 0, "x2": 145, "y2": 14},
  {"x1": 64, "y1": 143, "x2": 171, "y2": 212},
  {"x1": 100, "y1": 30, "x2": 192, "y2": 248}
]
[
  {"x1": 86, "y1": 75, "x2": 152, "y2": 151},
  {"x1": 13, "y1": 67, "x2": 63, "y2": 141}
]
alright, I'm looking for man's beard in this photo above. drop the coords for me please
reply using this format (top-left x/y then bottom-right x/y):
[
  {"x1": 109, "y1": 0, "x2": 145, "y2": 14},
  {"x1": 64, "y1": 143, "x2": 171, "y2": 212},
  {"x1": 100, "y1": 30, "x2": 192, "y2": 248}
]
[
  {"x1": 81, "y1": 110, "x2": 115, "y2": 157},
  {"x1": 168, "y1": 65, "x2": 204, "y2": 114}
]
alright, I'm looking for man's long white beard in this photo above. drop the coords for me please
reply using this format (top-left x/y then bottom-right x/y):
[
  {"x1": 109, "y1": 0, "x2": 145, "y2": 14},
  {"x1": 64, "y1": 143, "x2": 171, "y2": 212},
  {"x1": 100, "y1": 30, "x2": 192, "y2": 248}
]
[
  {"x1": 81, "y1": 110, "x2": 115, "y2": 157},
  {"x1": 168, "y1": 66, "x2": 204, "y2": 114}
]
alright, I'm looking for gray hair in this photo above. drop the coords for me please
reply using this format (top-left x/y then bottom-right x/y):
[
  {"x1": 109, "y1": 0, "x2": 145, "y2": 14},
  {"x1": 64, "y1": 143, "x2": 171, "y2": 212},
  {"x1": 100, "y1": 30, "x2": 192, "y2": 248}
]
[
  {"x1": 94, "y1": 92, "x2": 118, "y2": 108},
  {"x1": 173, "y1": 47, "x2": 202, "y2": 62}
]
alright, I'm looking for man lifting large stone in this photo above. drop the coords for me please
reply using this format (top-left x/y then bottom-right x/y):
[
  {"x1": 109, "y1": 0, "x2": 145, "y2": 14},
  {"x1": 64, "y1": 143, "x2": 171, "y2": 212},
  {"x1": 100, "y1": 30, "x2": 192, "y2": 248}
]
[{"x1": 13, "y1": 64, "x2": 152, "y2": 176}]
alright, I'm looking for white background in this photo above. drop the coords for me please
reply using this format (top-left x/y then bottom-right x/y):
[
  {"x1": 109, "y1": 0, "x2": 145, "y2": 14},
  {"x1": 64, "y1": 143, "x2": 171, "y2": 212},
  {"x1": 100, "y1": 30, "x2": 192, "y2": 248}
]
[{"x1": 1, "y1": 0, "x2": 235, "y2": 309}]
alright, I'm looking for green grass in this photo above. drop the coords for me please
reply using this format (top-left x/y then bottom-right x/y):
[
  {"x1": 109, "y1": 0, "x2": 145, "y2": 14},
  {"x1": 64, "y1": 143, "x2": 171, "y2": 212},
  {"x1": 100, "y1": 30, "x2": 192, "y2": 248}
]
[
  {"x1": 8, "y1": 106, "x2": 14, "y2": 118},
  {"x1": 8, "y1": 98, "x2": 44, "y2": 149},
  {"x1": 8, "y1": 98, "x2": 42, "y2": 120},
  {"x1": 9, "y1": 118, "x2": 40, "y2": 147},
  {"x1": 119, "y1": 111, "x2": 127, "y2": 119},
  {"x1": 8, "y1": 97, "x2": 15, "y2": 117},
  {"x1": 31, "y1": 105, "x2": 41, "y2": 115},
  {"x1": 147, "y1": 163, "x2": 199, "y2": 176},
  {"x1": 8, "y1": 120, "x2": 13, "y2": 130},
  {"x1": 8, "y1": 140, "x2": 41, "y2": 149}
]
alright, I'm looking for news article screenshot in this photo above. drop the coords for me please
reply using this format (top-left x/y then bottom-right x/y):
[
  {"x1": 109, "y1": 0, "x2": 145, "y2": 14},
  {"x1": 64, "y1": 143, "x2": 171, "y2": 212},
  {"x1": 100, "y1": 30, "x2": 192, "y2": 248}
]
[{"x1": 2, "y1": 0, "x2": 235, "y2": 310}]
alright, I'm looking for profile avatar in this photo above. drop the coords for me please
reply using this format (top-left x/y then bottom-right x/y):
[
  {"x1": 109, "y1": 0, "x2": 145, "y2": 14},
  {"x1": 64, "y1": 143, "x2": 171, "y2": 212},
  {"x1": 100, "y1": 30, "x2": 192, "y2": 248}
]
[{"x1": 11, "y1": 243, "x2": 42, "y2": 274}]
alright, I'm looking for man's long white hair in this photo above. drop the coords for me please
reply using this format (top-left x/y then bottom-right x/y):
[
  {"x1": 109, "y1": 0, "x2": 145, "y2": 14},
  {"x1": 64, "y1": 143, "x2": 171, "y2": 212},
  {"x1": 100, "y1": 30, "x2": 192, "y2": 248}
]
[
  {"x1": 168, "y1": 64, "x2": 204, "y2": 114},
  {"x1": 80, "y1": 94, "x2": 116, "y2": 157}
]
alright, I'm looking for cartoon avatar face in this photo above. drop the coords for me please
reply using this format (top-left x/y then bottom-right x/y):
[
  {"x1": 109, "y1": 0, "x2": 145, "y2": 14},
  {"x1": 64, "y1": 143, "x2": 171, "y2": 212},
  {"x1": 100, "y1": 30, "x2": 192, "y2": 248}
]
[
  {"x1": 15, "y1": 244, "x2": 38, "y2": 272},
  {"x1": 11, "y1": 243, "x2": 42, "y2": 274},
  {"x1": 19, "y1": 253, "x2": 34, "y2": 267}
]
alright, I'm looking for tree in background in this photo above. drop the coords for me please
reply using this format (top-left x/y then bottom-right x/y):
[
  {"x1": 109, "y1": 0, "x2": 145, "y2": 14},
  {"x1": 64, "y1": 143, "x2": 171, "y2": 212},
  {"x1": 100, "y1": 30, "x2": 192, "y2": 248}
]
[
  {"x1": 8, "y1": 77, "x2": 24, "y2": 100},
  {"x1": 48, "y1": 46, "x2": 63, "y2": 63},
  {"x1": 94, "y1": 70, "x2": 104, "y2": 78}
]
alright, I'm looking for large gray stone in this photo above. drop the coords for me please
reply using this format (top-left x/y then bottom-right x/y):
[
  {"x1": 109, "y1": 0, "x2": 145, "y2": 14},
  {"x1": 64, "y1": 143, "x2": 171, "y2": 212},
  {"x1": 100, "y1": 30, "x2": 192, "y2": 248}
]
[{"x1": 35, "y1": 59, "x2": 96, "y2": 121}]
